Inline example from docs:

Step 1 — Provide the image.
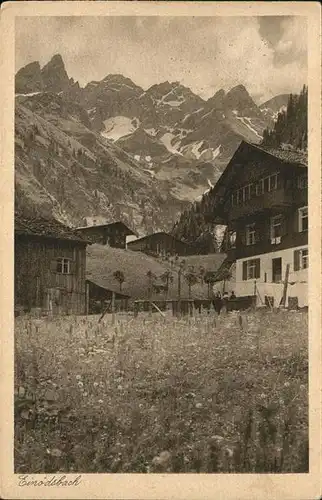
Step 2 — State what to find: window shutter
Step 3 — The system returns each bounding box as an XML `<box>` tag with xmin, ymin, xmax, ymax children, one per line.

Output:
<box><xmin>240</xmin><ymin>228</ymin><xmax>246</xmax><ymax>245</ymax></box>
<box><xmin>280</xmin><ymin>216</ymin><xmax>286</xmax><ymax>237</ymax></box>
<box><xmin>255</xmin><ymin>259</ymin><xmax>260</xmax><ymax>279</ymax></box>
<box><xmin>294</xmin><ymin>250</ymin><xmax>300</xmax><ymax>271</ymax></box>
<box><xmin>294</xmin><ymin>210</ymin><xmax>299</xmax><ymax>232</ymax></box>
<box><xmin>70</xmin><ymin>260</ymin><xmax>76</xmax><ymax>274</ymax></box>
<box><xmin>50</xmin><ymin>259</ymin><xmax>57</xmax><ymax>273</ymax></box>
<box><xmin>242</xmin><ymin>261</ymin><xmax>247</xmax><ymax>281</ymax></box>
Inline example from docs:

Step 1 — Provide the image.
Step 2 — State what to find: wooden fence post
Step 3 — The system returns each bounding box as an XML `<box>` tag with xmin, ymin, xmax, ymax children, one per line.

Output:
<box><xmin>36</xmin><ymin>277</ymin><xmax>40</xmax><ymax>308</ymax></box>
<box><xmin>111</xmin><ymin>291</ymin><xmax>116</xmax><ymax>325</ymax></box>
<box><xmin>85</xmin><ymin>282</ymin><xmax>90</xmax><ymax>315</ymax></box>
<box><xmin>280</xmin><ymin>263</ymin><xmax>290</xmax><ymax>308</ymax></box>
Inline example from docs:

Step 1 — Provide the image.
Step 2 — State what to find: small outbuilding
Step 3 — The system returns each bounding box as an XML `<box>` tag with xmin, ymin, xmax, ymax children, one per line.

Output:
<box><xmin>75</xmin><ymin>221</ymin><xmax>137</xmax><ymax>249</ymax></box>
<box><xmin>127</xmin><ymin>231</ymin><xmax>193</xmax><ymax>257</ymax></box>
<box><xmin>15</xmin><ymin>213</ymin><xmax>90</xmax><ymax>315</ymax></box>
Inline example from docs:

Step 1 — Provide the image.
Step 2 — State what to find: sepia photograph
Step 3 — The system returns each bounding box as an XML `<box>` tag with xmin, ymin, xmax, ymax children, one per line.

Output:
<box><xmin>0</xmin><ymin>1</ymin><xmax>321</xmax><ymax>499</ymax></box>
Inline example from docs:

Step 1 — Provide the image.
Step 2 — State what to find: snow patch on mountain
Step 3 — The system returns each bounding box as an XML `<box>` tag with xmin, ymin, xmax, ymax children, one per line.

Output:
<box><xmin>101</xmin><ymin>116</ymin><xmax>140</xmax><ymax>141</ymax></box>
<box><xmin>144</xmin><ymin>128</ymin><xmax>158</xmax><ymax>137</ymax></box>
<box><xmin>190</xmin><ymin>141</ymin><xmax>205</xmax><ymax>158</ymax></box>
<box><xmin>164</xmin><ymin>100</ymin><xmax>183</xmax><ymax>107</ymax></box>
<box><xmin>160</xmin><ymin>132</ymin><xmax>182</xmax><ymax>155</ymax></box>
<box><xmin>236</xmin><ymin>116</ymin><xmax>263</xmax><ymax>139</ymax></box>
<box><xmin>211</xmin><ymin>145</ymin><xmax>221</xmax><ymax>159</ymax></box>
<box><xmin>16</xmin><ymin>92</ymin><xmax>43</xmax><ymax>97</ymax></box>
<box><xmin>182</xmin><ymin>108</ymin><xmax>204</xmax><ymax>124</ymax></box>
<box><xmin>262</xmin><ymin>104</ymin><xmax>287</xmax><ymax>122</ymax></box>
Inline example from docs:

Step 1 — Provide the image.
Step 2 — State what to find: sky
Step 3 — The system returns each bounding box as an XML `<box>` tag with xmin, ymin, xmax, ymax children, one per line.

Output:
<box><xmin>15</xmin><ymin>16</ymin><xmax>307</xmax><ymax>104</ymax></box>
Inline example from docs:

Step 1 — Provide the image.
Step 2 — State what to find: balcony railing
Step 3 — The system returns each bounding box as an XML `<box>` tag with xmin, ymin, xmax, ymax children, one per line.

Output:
<box><xmin>227</xmin><ymin>188</ymin><xmax>306</xmax><ymax>222</ymax></box>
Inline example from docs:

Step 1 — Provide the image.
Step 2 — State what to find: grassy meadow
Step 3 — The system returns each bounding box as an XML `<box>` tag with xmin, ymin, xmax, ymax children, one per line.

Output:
<box><xmin>86</xmin><ymin>244</ymin><xmax>226</xmax><ymax>300</ymax></box>
<box><xmin>14</xmin><ymin>308</ymin><xmax>308</xmax><ymax>473</ymax></box>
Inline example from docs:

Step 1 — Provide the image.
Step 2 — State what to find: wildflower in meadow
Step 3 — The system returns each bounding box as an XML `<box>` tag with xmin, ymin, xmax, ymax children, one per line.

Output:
<box><xmin>93</xmin><ymin>382</ymin><xmax>99</xmax><ymax>388</ymax></box>
<box><xmin>78</xmin><ymin>381</ymin><xmax>84</xmax><ymax>388</ymax></box>
<box><xmin>211</xmin><ymin>435</ymin><xmax>224</xmax><ymax>443</ymax></box>
<box><xmin>195</xmin><ymin>402</ymin><xmax>203</xmax><ymax>409</ymax></box>
<box><xmin>76</xmin><ymin>375</ymin><xmax>82</xmax><ymax>380</ymax></box>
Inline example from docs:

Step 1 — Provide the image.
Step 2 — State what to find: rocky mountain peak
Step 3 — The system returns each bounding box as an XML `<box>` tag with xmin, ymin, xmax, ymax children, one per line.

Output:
<box><xmin>15</xmin><ymin>61</ymin><xmax>43</xmax><ymax>94</ymax></box>
<box><xmin>224</xmin><ymin>84</ymin><xmax>260</xmax><ymax>115</ymax></box>
<box><xmin>206</xmin><ymin>89</ymin><xmax>226</xmax><ymax>109</ymax></box>
<box><xmin>15</xmin><ymin>54</ymin><xmax>70</xmax><ymax>94</ymax></box>
<box><xmin>41</xmin><ymin>53</ymin><xmax>70</xmax><ymax>92</ymax></box>
<box><xmin>101</xmin><ymin>73</ymin><xmax>141</xmax><ymax>90</ymax></box>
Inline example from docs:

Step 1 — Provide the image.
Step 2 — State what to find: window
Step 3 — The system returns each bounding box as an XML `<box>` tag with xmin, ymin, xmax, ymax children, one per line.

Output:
<box><xmin>242</xmin><ymin>258</ymin><xmax>260</xmax><ymax>280</ymax></box>
<box><xmin>297</xmin><ymin>175</ymin><xmax>308</xmax><ymax>189</ymax></box>
<box><xmin>56</xmin><ymin>258</ymin><xmax>70</xmax><ymax>274</ymax></box>
<box><xmin>246</xmin><ymin>223</ymin><xmax>256</xmax><ymax>245</ymax></box>
<box><xmin>298</xmin><ymin>206</ymin><xmax>308</xmax><ymax>232</ymax></box>
<box><xmin>232</xmin><ymin>172</ymin><xmax>279</xmax><ymax>204</ymax></box>
<box><xmin>294</xmin><ymin>248</ymin><xmax>308</xmax><ymax>271</ymax></box>
<box><xmin>255</xmin><ymin>173</ymin><xmax>279</xmax><ymax>195</ymax></box>
<box><xmin>264</xmin><ymin>176</ymin><xmax>270</xmax><ymax>192</ymax></box>
<box><xmin>229</xmin><ymin>230</ymin><xmax>236</xmax><ymax>248</ymax></box>
<box><xmin>269</xmin><ymin>173</ymin><xmax>278</xmax><ymax>191</ymax></box>
<box><xmin>270</xmin><ymin>215</ymin><xmax>283</xmax><ymax>244</ymax></box>
<box><xmin>240</xmin><ymin>185</ymin><xmax>251</xmax><ymax>203</ymax></box>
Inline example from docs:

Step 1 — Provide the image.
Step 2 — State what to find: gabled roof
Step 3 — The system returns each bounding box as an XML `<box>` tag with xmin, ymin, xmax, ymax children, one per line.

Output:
<box><xmin>86</xmin><ymin>278</ymin><xmax>130</xmax><ymax>299</ymax></box>
<box><xmin>250</xmin><ymin>143</ymin><xmax>308</xmax><ymax>167</ymax></box>
<box><xmin>209</xmin><ymin>140</ymin><xmax>307</xmax><ymax>206</ymax></box>
<box><xmin>76</xmin><ymin>221</ymin><xmax>138</xmax><ymax>236</ymax></box>
<box><xmin>127</xmin><ymin>231</ymin><xmax>191</xmax><ymax>246</ymax></box>
<box><xmin>15</xmin><ymin>213</ymin><xmax>90</xmax><ymax>244</ymax></box>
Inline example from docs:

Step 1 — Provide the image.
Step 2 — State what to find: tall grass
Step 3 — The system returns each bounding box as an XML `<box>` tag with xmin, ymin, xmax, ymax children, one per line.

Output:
<box><xmin>14</xmin><ymin>309</ymin><xmax>308</xmax><ymax>473</ymax></box>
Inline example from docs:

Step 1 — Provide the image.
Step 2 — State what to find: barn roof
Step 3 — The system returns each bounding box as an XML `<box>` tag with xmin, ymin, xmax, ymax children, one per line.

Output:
<box><xmin>250</xmin><ymin>143</ymin><xmax>308</xmax><ymax>167</ymax></box>
<box><xmin>207</xmin><ymin>140</ymin><xmax>307</xmax><ymax>216</ymax></box>
<box><xmin>127</xmin><ymin>231</ymin><xmax>191</xmax><ymax>247</ymax></box>
<box><xmin>76</xmin><ymin>221</ymin><xmax>138</xmax><ymax>236</ymax></box>
<box><xmin>15</xmin><ymin>213</ymin><xmax>90</xmax><ymax>244</ymax></box>
<box><xmin>86</xmin><ymin>278</ymin><xmax>130</xmax><ymax>299</ymax></box>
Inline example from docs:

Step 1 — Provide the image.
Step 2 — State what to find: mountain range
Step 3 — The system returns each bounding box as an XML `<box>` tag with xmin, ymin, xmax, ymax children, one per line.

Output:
<box><xmin>15</xmin><ymin>54</ymin><xmax>290</xmax><ymax>234</ymax></box>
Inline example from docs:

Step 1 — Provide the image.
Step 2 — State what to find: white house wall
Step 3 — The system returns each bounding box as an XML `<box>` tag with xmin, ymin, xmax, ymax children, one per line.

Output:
<box><xmin>235</xmin><ymin>245</ymin><xmax>308</xmax><ymax>307</ymax></box>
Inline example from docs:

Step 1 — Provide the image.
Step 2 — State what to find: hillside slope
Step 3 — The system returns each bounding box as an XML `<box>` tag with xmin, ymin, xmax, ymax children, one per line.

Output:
<box><xmin>15</xmin><ymin>98</ymin><xmax>188</xmax><ymax>233</ymax></box>
<box><xmin>86</xmin><ymin>245</ymin><xmax>219</xmax><ymax>300</ymax></box>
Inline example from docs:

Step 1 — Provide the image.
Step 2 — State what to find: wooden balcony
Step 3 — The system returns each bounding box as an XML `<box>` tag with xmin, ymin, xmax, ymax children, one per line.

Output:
<box><xmin>227</xmin><ymin>188</ymin><xmax>303</xmax><ymax>222</ymax></box>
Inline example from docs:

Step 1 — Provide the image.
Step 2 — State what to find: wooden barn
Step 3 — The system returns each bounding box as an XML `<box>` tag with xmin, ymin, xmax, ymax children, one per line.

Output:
<box><xmin>15</xmin><ymin>213</ymin><xmax>90</xmax><ymax>316</ymax></box>
<box><xmin>86</xmin><ymin>278</ymin><xmax>130</xmax><ymax>314</ymax></box>
<box><xmin>127</xmin><ymin>232</ymin><xmax>193</xmax><ymax>257</ymax></box>
<box><xmin>75</xmin><ymin>221</ymin><xmax>137</xmax><ymax>249</ymax></box>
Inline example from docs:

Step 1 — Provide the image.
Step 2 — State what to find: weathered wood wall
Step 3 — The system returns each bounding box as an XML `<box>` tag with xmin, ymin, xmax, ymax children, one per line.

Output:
<box><xmin>128</xmin><ymin>233</ymin><xmax>191</xmax><ymax>256</ymax></box>
<box><xmin>15</xmin><ymin>235</ymin><xmax>86</xmax><ymax>315</ymax></box>
<box><xmin>77</xmin><ymin>226</ymin><xmax>127</xmax><ymax>248</ymax></box>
